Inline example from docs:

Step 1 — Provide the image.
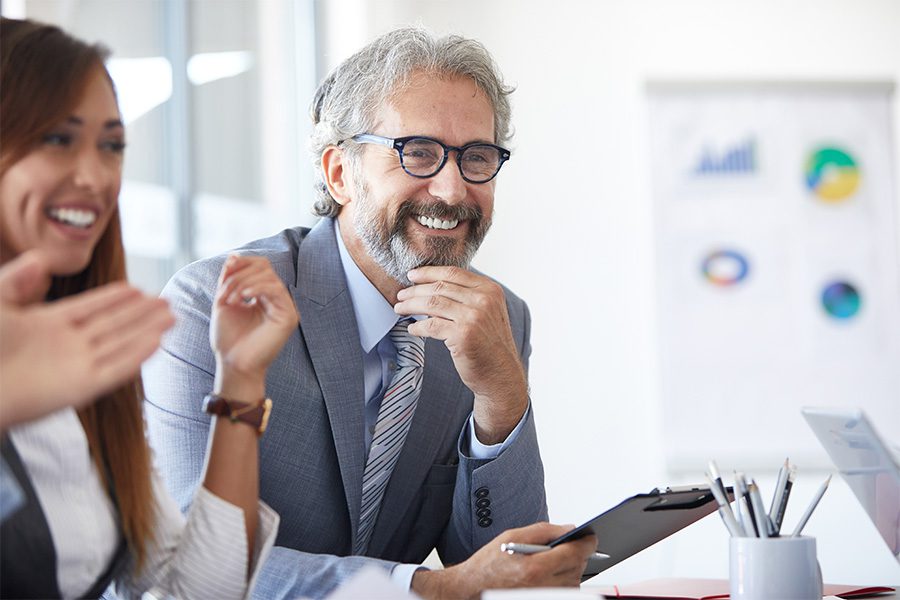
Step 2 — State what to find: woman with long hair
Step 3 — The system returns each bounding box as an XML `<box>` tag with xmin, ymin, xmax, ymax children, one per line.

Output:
<box><xmin>0</xmin><ymin>18</ymin><xmax>295</xmax><ymax>599</ymax></box>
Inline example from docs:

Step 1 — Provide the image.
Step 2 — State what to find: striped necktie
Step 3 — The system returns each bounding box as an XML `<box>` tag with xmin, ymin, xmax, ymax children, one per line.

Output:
<box><xmin>354</xmin><ymin>318</ymin><xmax>425</xmax><ymax>554</ymax></box>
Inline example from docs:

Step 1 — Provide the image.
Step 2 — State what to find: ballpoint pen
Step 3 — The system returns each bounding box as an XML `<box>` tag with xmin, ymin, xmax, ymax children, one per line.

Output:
<box><xmin>768</xmin><ymin>458</ymin><xmax>790</xmax><ymax>524</ymax></box>
<box><xmin>791</xmin><ymin>474</ymin><xmax>831</xmax><ymax>537</ymax></box>
<box><xmin>773</xmin><ymin>466</ymin><xmax>796</xmax><ymax>534</ymax></box>
<box><xmin>748</xmin><ymin>481</ymin><xmax>772</xmax><ymax>538</ymax></box>
<box><xmin>732</xmin><ymin>471</ymin><xmax>746</xmax><ymax>535</ymax></box>
<box><xmin>500</xmin><ymin>543</ymin><xmax>610</xmax><ymax>561</ymax></box>
<box><xmin>735</xmin><ymin>472</ymin><xmax>758</xmax><ymax>537</ymax></box>
<box><xmin>705</xmin><ymin>473</ymin><xmax>743</xmax><ymax>537</ymax></box>
<box><xmin>708</xmin><ymin>460</ymin><xmax>728</xmax><ymax>501</ymax></box>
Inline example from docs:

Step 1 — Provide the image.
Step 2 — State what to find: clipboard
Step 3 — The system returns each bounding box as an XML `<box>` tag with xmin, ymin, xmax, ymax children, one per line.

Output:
<box><xmin>548</xmin><ymin>485</ymin><xmax>733</xmax><ymax>580</ymax></box>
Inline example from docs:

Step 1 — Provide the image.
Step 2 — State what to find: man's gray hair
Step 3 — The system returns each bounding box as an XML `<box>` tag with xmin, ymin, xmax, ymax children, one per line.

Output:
<box><xmin>309</xmin><ymin>26</ymin><xmax>514</xmax><ymax>217</ymax></box>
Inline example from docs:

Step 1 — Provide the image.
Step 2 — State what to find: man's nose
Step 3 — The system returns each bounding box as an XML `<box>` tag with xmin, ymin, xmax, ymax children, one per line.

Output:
<box><xmin>426</xmin><ymin>154</ymin><xmax>468</xmax><ymax>205</ymax></box>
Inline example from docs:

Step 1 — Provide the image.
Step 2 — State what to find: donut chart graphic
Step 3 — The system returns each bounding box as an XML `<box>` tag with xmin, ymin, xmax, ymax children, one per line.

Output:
<box><xmin>821</xmin><ymin>281</ymin><xmax>861</xmax><ymax>319</ymax></box>
<box><xmin>702</xmin><ymin>250</ymin><xmax>749</xmax><ymax>286</ymax></box>
<box><xmin>805</xmin><ymin>147</ymin><xmax>860</xmax><ymax>202</ymax></box>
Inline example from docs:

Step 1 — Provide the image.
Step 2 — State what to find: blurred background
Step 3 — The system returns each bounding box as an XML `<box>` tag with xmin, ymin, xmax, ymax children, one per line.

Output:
<box><xmin>3</xmin><ymin>0</ymin><xmax>898</xmax><ymax>587</ymax></box>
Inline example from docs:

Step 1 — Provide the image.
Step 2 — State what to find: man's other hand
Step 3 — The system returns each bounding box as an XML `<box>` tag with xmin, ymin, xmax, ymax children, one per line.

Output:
<box><xmin>411</xmin><ymin>522</ymin><xmax>596</xmax><ymax>600</ymax></box>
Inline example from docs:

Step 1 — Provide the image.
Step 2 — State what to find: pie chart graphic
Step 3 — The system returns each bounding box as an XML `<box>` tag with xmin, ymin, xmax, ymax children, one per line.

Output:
<box><xmin>701</xmin><ymin>250</ymin><xmax>749</xmax><ymax>287</ymax></box>
<box><xmin>821</xmin><ymin>281</ymin><xmax>861</xmax><ymax>319</ymax></box>
<box><xmin>805</xmin><ymin>147</ymin><xmax>860</xmax><ymax>202</ymax></box>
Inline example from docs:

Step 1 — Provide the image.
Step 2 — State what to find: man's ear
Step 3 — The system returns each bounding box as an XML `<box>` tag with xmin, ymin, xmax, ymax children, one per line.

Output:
<box><xmin>322</xmin><ymin>146</ymin><xmax>353</xmax><ymax>206</ymax></box>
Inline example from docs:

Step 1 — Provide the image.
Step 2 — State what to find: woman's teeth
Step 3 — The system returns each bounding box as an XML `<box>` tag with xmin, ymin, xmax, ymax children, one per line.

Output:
<box><xmin>415</xmin><ymin>215</ymin><xmax>459</xmax><ymax>230</ymax></box>
<box><xmin>48</xmin><ymin>207</ymin><xmax>97</xmax><ymax>229</ymax></box>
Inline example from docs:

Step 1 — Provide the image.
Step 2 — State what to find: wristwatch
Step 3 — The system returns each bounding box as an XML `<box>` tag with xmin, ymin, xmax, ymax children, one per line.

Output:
<box><xmin>203</xmin><ymin>394</ymin><xmax>272</xmax><ymax>435</ymax></box>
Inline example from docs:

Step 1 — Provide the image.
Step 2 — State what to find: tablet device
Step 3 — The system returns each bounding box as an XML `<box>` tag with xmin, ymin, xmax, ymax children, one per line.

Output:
<box><xmin>801</xmin><ymin>407</ymin><xmax>900</xmax><ymax>562</ymax></box>
<box><xmin>548</xmin><ymin>485</ymin><xmax>732</xmax><ymax>579</ymax></box>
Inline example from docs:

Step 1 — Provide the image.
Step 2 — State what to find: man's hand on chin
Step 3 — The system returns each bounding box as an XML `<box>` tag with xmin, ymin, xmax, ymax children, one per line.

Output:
<box><xmin>394</xmin><ymin>266</ymin><xmax>528</xmax><ymax>445</ymax></box>
<box><xmin>410</xmin><ymin>522</ymin><xmax>596</xmax><ymax>600</ymax></box>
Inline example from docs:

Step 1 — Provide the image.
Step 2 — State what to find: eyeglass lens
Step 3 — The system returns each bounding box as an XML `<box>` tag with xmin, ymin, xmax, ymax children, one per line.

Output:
<box><xmin>401</xmin><ymin>138</ymin><xmax>502</xmax><ymax>182</ymax></box>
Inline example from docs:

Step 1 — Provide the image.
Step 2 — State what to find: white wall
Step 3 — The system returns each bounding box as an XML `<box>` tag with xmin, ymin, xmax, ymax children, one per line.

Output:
<box><xmin>320</xmin><ymin>0</ymin><xmax>900</xmax><ymax>585</ymax></box>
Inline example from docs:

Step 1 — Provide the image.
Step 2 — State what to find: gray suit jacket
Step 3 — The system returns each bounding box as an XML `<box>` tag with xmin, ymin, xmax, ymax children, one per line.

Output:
<box><xmin>143</xmin><ymin>218</ymin><xmax>547</xmax><ymax>599</ymax></box>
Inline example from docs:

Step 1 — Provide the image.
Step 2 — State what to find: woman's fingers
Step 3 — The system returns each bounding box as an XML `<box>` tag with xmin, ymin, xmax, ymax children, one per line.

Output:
<box><xmin>92</xmin><ymin>298</ymin><xmax>173</xmax><ymax>362</ymax></box>
<box><xmin>48</xmin><ymin>281</ymin><xmax>137</xmax><ymax>324</ymax></box>
<box><xmin>76</xmin><ymin>292</ymin><xmax>165</xmax><ymax>342</ymax></box>
<box><xmin>93</xmin><ymin>305</ymin><xmax>174</xmax><ymax>393</ymax></box>
<box><xmin>223</xmin><ymin>271</ymin><xmax>278</xmax><ymax>305</ymax></box>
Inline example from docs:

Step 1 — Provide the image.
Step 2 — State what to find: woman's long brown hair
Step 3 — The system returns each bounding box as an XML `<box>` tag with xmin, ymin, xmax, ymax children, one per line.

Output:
<box><xmin>1</xmin><ymin>17</ymin><xmax>156</xmax><ymax>570</ymax></box>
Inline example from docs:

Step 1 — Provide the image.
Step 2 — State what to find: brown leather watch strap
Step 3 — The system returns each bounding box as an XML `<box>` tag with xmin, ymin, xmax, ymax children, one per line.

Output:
<box><xmin>203</xmin><ymin>394</ymin><xmax>272</xmax><ymax>435</ymax></box>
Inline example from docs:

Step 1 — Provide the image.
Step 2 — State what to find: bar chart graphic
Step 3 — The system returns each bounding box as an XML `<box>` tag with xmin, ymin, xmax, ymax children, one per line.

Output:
<box><xmin>692</xmin><ymin>138</ymin><xmax>756</xmax><ymax>175</ymax></box>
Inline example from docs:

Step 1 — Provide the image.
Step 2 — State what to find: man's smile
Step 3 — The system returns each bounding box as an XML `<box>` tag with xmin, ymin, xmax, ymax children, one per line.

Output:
<box><xmin>414</xmin><ymin>215</ymin><xmax>460</xmax><ymax>230</ymax></box>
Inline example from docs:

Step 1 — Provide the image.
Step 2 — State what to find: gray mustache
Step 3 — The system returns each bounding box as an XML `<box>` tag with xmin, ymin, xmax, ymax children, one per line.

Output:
<box><xmin>397</xmin><ymin>200</ymin><xmax>483</xmax><ymax>223</ymax></box>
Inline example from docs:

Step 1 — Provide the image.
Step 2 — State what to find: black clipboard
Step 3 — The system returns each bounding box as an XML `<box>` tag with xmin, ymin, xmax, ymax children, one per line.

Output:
<box><xmin>548</xmin><ymin>485</ymin><xmax>733</xmax><ymax>580</ymax></box>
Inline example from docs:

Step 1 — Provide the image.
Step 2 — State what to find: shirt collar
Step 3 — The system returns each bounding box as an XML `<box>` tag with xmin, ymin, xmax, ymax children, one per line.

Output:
<box><xmin>334</xmin><ymin>219</ymin><xmax>399</xmax><ymax>354</ymax></box>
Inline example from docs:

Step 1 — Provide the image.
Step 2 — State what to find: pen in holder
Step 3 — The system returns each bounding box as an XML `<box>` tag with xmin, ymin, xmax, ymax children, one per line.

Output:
<box><xmin>705</xmin><ymin>458</ymin><xmax>831</xmax><ymax>600</ymax></box>
<box><xmin>729</xmin><ymin>535</ymin><xmax>823</xmax><ymax>600</ymax></box>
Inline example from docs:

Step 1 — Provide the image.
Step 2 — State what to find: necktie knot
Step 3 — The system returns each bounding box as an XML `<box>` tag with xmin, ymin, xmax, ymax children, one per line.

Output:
<box><xmin>390</xmin><ymin>318</ymin><xmax>424</xmax><ymax>369</ymax></box>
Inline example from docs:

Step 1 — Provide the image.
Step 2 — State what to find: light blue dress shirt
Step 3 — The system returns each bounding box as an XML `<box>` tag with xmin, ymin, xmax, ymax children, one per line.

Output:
<box><xmin>0</xmin><ymin>456</ymin><xmax>24</xmax><ymax>523</ymax></box>
<box><xmin>333</xmin><ymin>220</ymin><xmax>528</xmax><ymax>587</ymax></box>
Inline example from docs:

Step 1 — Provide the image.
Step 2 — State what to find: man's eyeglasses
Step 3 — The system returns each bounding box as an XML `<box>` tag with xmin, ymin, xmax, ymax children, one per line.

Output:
<box><xmin>348</xmin><ymin>134</ymin><xmax>511</xmax><ymax>184</ymax></box>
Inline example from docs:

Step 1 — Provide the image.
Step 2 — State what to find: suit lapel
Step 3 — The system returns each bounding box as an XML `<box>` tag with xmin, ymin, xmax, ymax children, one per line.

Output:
<box><xmin>367</xmin><ymin>337</ymin><xmax>469</xmax><ymax>556</ymax></box>
<box><xmin>294</xmin><ymin>219</ymin><xmax>367</xmax><ymax>539</ymax></box>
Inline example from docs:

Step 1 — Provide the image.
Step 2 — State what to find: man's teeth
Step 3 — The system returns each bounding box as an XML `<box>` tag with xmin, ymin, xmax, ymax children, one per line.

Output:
<box><xmin>415</xmin><ymin>215</ymin><xmax>459</xmax><ymax>230</ymax></box>
<box><xmin>48</xmin><ymin>208</ymin><xmax>97</xmax><ymax>228</ymax></box>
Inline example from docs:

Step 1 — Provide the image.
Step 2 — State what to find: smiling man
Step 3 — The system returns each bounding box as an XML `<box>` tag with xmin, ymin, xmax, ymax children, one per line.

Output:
<box><xmin>144</xmin><ymin>27</ymin><xmax>595</xmax><ymax>599</ymax></box>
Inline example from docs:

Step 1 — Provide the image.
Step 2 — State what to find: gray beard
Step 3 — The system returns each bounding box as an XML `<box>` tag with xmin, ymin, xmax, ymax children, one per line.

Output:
<box><xmin>352</xmin><ymin>180</ymin><xmax>491</xmax><ymax>287</ymax></box>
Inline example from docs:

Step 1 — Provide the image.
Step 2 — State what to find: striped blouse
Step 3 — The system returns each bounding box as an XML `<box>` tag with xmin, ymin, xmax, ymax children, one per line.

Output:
<box><xmin>9</xmin><ymin>407</ymin><xmax>279</xmax><ymax>599</ymax></box>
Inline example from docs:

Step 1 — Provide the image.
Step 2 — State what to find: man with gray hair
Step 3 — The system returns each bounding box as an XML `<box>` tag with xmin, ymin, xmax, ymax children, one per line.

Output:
<box><xmin>144</xmin><ymin>26</ymin><xmax>595</xmax><ymax>599</ymax></box>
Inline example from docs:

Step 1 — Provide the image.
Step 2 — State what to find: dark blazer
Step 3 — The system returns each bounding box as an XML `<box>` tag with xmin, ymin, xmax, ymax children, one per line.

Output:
<box><xmin>143</xmin><ymin>218</ymin><xmax>547</xmax><ymax>599</ymax></box>
<box><xmin>0</xmin><ymin>438</ymin><xmax>128</xmax><ymax>599</ymax></box>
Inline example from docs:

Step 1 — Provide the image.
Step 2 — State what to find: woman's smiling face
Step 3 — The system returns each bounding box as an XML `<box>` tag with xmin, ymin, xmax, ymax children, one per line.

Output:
<box><xmin>0</xmin><ymin>66</ymin><xmax>124</xmax><ymax>274</ymax></box>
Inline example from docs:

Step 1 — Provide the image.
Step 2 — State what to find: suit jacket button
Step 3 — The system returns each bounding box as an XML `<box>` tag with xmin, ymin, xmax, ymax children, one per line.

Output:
<box><xmin>477</xmin><ymin>507</ymin><xmax>492</xmax><ymax>519</ymax></box>
<box><xmin>474</xmin><ymin>487</ymin><xmax>489</xmax><ymax>499</ymax></box>
<box><xmin>475</xmin><ymin>497</ymin><xmax>491</xmax><ymax>509</ymax></box>
<box><xmin>478</xmin><ymin>517</ymin><xmax>493</xmax><ymax>528</ymax></box>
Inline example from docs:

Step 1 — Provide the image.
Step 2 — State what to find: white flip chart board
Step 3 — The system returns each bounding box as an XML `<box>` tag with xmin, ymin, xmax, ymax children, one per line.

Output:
<box><xmin>647</xmin><ymin>82</ymin><xmax>900</xmax><ymax>472</ymax></box>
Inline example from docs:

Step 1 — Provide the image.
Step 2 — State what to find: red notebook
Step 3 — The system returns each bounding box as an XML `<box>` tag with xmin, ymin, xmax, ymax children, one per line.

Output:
<box><xmin>591</xmin><ymin>577</ymin><xmax>895</xmax><ymax>599</ymax></box>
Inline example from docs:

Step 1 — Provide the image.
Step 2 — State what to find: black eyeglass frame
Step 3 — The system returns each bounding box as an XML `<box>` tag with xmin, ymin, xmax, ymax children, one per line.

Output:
<box><xmin>349</xmin><ymin>133</ymin><xmax>511</xmax><ymax>184</ymax></box>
